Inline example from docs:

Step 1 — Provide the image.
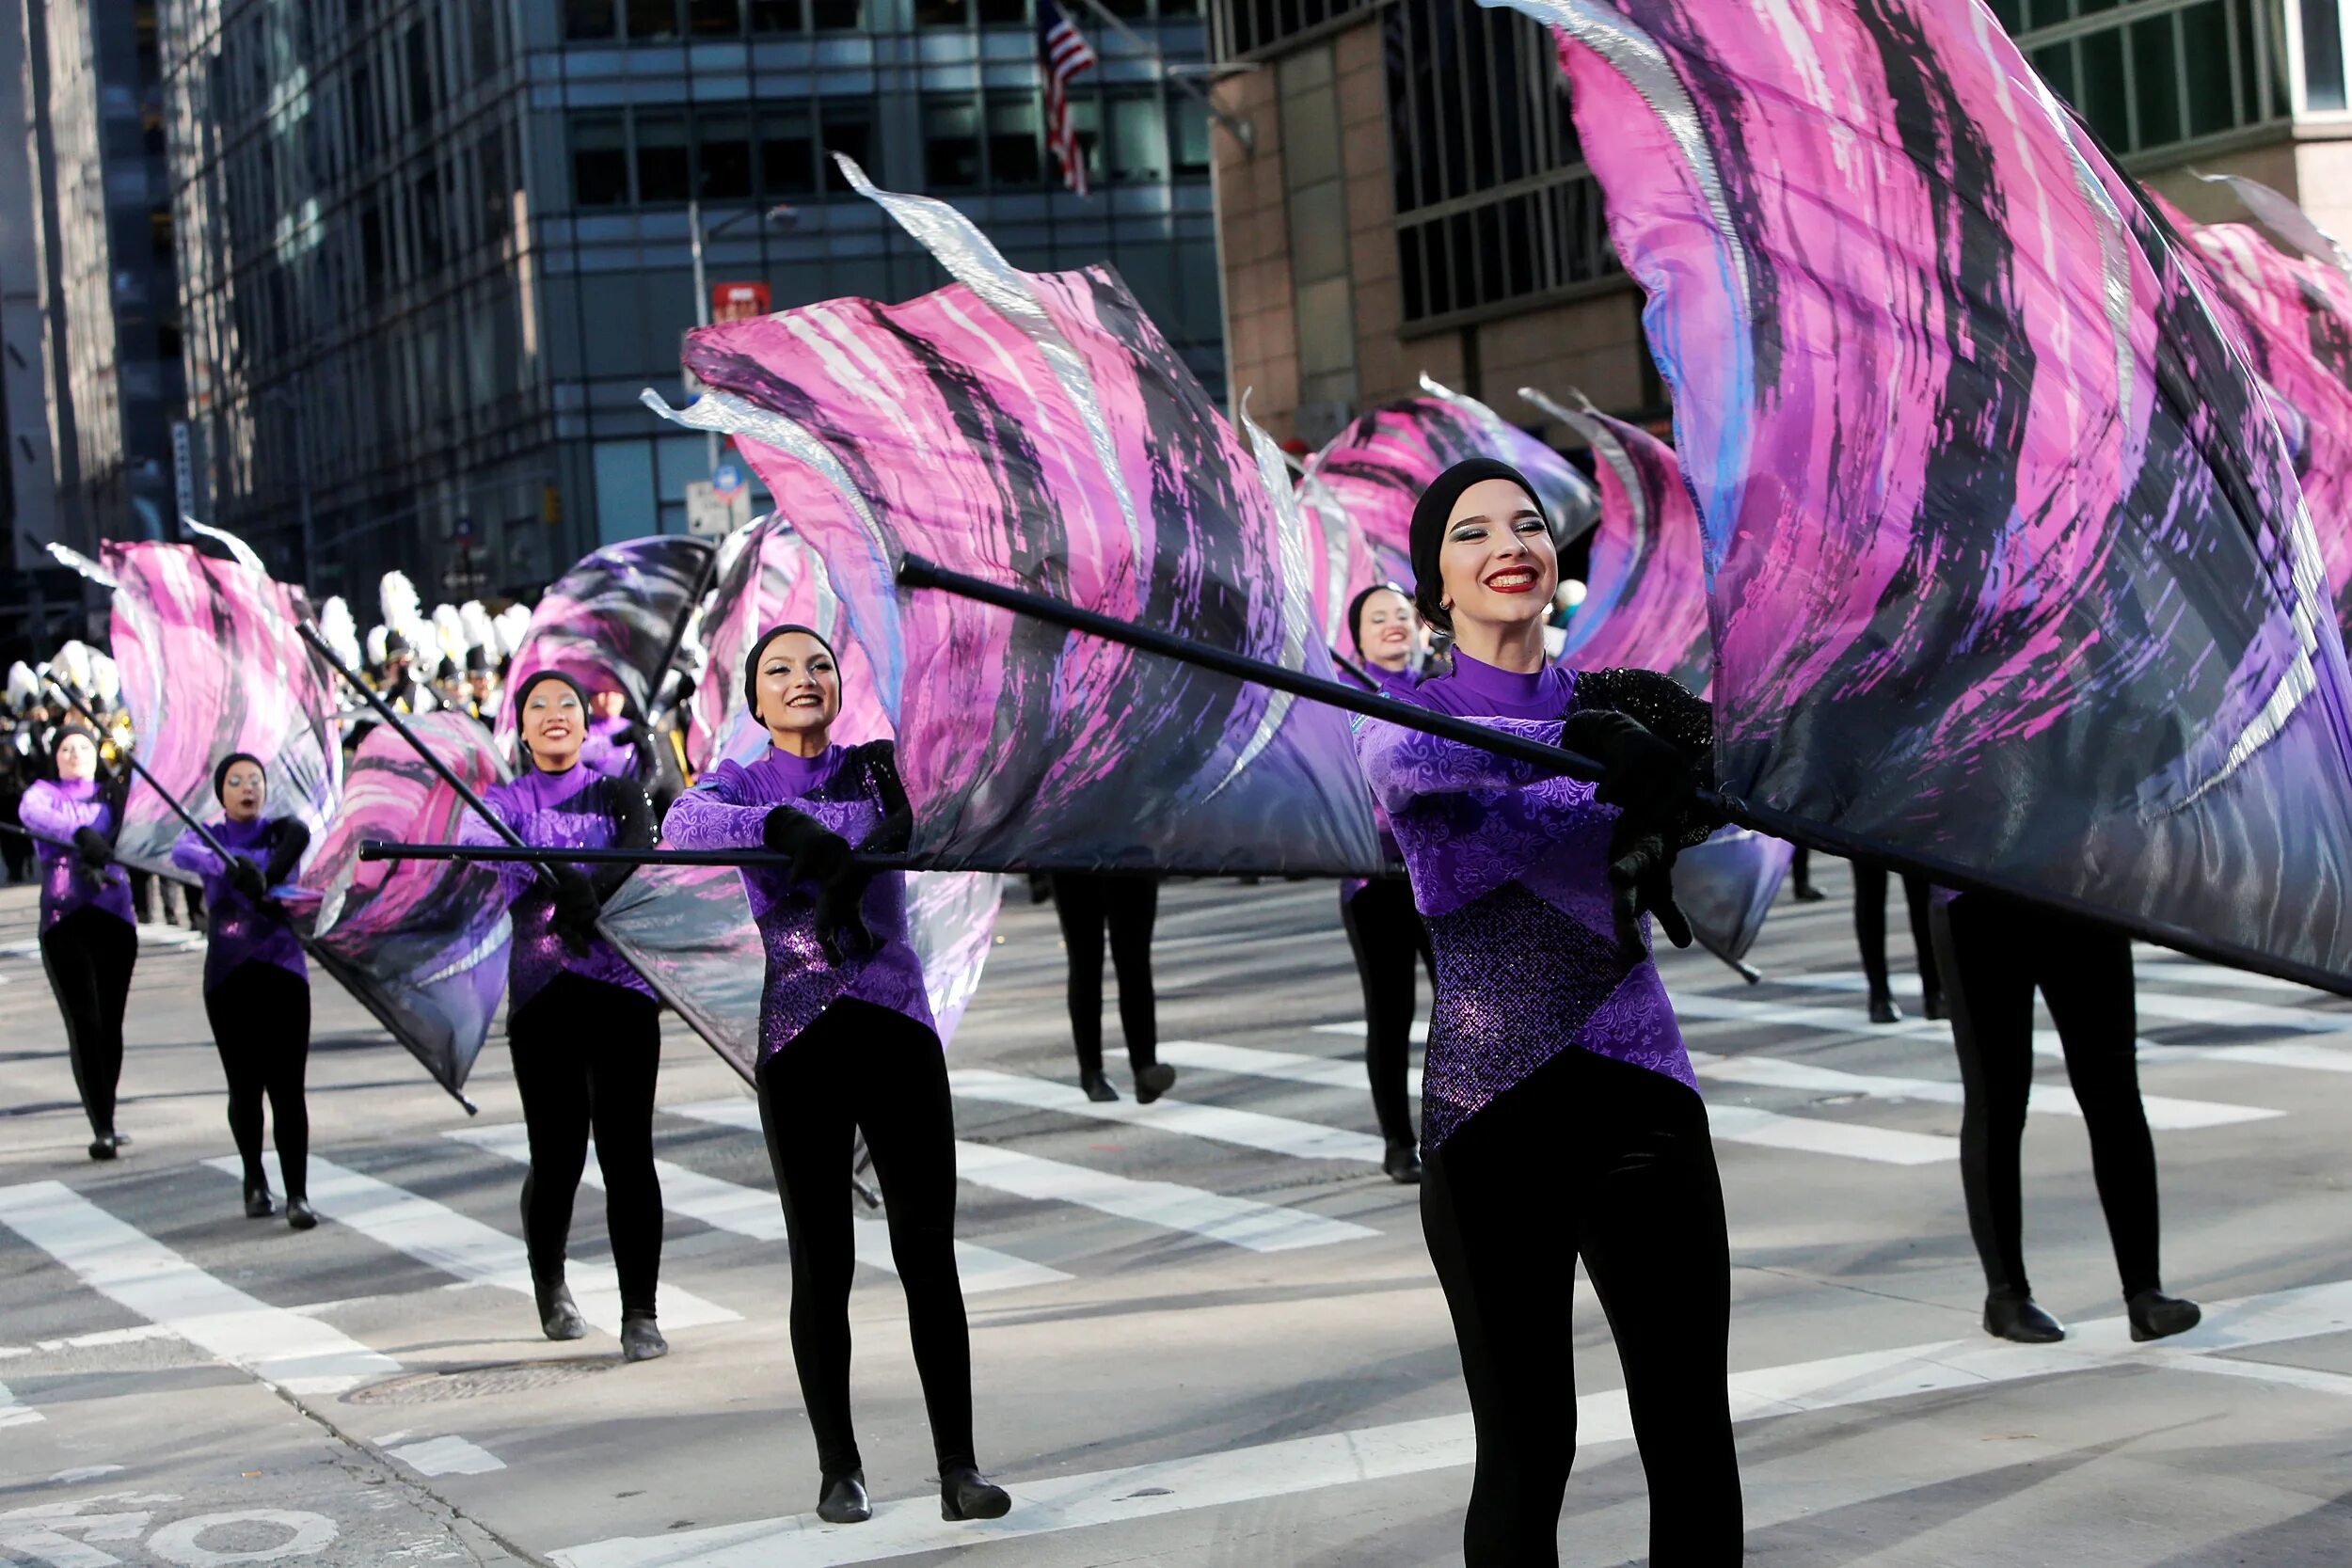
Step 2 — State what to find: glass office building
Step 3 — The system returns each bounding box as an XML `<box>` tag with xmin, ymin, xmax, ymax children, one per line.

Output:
<box><xmin>157</xmin><ymin>0</ymin><xmax>1220</xmax><ymax>602</ymax></box>
<box><xmin>1210</xmin><ymin>0</ymin><xmax>2352</xmax><ymax>450</ymax></box>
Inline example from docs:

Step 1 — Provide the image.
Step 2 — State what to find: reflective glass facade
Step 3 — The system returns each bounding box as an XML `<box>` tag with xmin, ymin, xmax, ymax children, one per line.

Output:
<box><xmin>160</xmin><ymin>0</ymin><xmax>1219</xmax><ymax>599</ymax></box>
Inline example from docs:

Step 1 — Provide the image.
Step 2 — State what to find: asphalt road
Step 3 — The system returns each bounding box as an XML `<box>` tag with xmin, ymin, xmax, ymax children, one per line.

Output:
<box><xmin>1</xmin><ymin>863</ymin><xmax>2347</xmax><ymax>1567</ymax></box>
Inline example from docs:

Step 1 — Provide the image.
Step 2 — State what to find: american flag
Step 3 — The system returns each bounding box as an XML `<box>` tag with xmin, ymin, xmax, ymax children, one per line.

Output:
<box><xmin>1038</xmin><ymin>0</ymin><xmax>1098</xmax><ymax>197</ymax></box>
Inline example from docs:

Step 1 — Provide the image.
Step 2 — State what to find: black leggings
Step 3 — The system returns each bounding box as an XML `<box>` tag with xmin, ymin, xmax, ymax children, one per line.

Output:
<box><xmin>508</xmin><ymin>974</ymin><xmax>665</xmax><ymax>1319</ymax></box>
<box><xmin>40</xmin><ymin>908</ymin><xmax>137</xmax><ymax>1138</ymax></box>
<box><xmin>203</xmin><ymin>962</ymin><xmax>311</xmax><ymax>1200</ymax></box>
<box><xmin>1931</xmin><ymin>895</ymin><xmax>2160</xmax><ymax>1299</ymax></box>
<box><xmin>1422</xmin><ymin>1046</ymin><xmax>1740</xmax><ymax>1567</ymax></box>
<box><xmin>1855</xmin><ymin>862</ymin><xmax>1942</xmax><ymax>1003</ymax></box>
<box><xmin>756</xmin><ymin>998</ymin><xmax>976</xmax><ymax>1479</ymax></box>
<box><xmin>1052</xmin><ymin>872</ymin><xmax>1159</xmax><ymax>1077</ymax></box>
<box><xmin>1342</xmin><ymin>879</ymin><xmax>1430</xmax><ymax>1148</ymax></box>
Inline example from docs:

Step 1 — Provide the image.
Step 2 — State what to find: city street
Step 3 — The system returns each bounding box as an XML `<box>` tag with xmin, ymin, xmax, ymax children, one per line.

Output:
<box><xmin>2</xmin><ymin>863</ymin><xmax>2348</xmax><ymax>1567</ymax></box>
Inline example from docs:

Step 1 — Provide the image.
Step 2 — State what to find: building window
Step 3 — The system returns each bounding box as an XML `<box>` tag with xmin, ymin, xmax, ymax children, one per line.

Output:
<box><xmin>699</xmin><ymin>112</ymin><xmax>755</xmax><ymax>199</ymax></box>
<box><xmin>636</xmin><ymin>113</ymin><xmax>692</xmax><ymax>203</ymax></box>
<box><xmin>927</xmin><ymin>100</ymin><xmax>984</xmax><ymax>189</ymax></box>
<box><xmin>628</xmin><ymin>0</ymin><xmax>681</xmax><ymax>39</ymax></box>
<box><xmin>749</xmin><ymin>0</ymin><xmax>803</xmax><ymax>30</ymax></box>
<box><xmin>2010</xmin><ymin>0</ymin><xmax>2300</xmax><ymax>158</ymax></box>
<box><xmin>691</xmin><ymin>0</ymin><xmax>743</xmax><ymax>34</ymax></box>
<box><xmin>2307</xmin><ymin>0</ymin><xmax>2348</xmax><ymax>110</ymax></box>
<box><xmin>567</xmin><ymin>0</ymin><xmax>617</xmax><ymax>30</ymax></box>
<box><xmin>812</xmin><ymin>0</ymin><xmax>863</xmax><ymax>26</ymax></box>
<box><xmin>1213</xmin><ymin>0</ymin><xmax>1375</xmax><ymax>61</ymax></box>
<box><xmin>822</xmin><ymin>104</ymin><xmax>876</xmax><ymax>190</ymax></box>
<box><xmin>1171</xmin><ymin>96</ymin><xmax>1209</xmax><ymax>176</ymax></box>
<box><xmin>916</xmin><ymin>0</ymin><xmax>968</xmax><ymax>24</ymax></box>
<box><xmin>989</xmin><ymin>97</ymin><xmax>1042</xmax><ymax>186</ymax></box>
<box><xmin>761</xmin><ymin>107</ymin><xmax>817</xmax><ymax>193</ymax></box>
<box><xmin>572</xmin><ymin>114</ymin><xmax>629</xmax><ymax>206</ymax></box>
<box><xmin>1108</xmin><ymin>92</ymin><xmax>1168</xmax><ymax>182</ymax></box>
<box><xmin>977</xmin><ymin>0</ymin><xmax>1026</xmax><ymax>23</ymax></box>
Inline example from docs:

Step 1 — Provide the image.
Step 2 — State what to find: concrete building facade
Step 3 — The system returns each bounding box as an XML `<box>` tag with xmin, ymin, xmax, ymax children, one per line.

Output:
<box><xmin>157</xmin><ymin>0</ymin><xmax>1220</xmax><ymax>604</ymax></box>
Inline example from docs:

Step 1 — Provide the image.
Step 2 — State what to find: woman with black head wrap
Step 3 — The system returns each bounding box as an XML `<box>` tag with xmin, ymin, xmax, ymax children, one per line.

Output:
<box><xmin>458</xmin><ymin>669</ymin><xmax>669</xmax><ymax>1363</ymax></box>
<box><xmin>1338</xmin><ymin>581</ymin><xmax>1433</xmax><ymax>1181</ymax></box>
<box><xmin>664</xmin><ymin>623</ymin><xmax>1010</xmax><ymax>1529</ymax></box>
<box><xmin>20</xmin><ymin>720</ymin><xmax>137</xmax><ymax>1160</ymax></box>
<box><xmin>172</xmin><ymin>753</ymin><xmax>316</xmax><ymax>1227</ymax></box>
<box><xmin>1355</xmin><ymin>458</ymin><xmax>1741</xmax><ymax>1564</ymax></box>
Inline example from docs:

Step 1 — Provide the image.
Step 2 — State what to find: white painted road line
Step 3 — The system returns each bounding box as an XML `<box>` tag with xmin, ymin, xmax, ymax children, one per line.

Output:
<box><xmin>464</xmin><ymin>1118</ymin><xmax>1070</xmax><ymax>1295</ymax></box>
<box><xmin>388</xmin><ymin>1434</ymin><xmax>508</xmax><ymax>1477</ymax></box>
<box><xmin>669</xmin><ymin>1100</ymin><xmax>1372</xmax><ymax>1257</ymax></box>
<box><xmin>949</xmin><ymin>1068</ymin><xmax>1388</xmax><ymax>1164</ymax></box>
<box><xmin>0</xmin><ymin>1379</ymin><xmax>40</xmax><ymax>1428</ymax></box>
<box><xmin>1663</xmin><ymin>989</ymin><xmax>2352</xmax><ymax>1075</ymax></box>
<box><xmin>0</xmin><ymin>1179</ymin><xmax>400</xmax><ymax>1395</ymax></box>
<box><xmin>552</xmin><ymin>1278</ymin><xmax>2352</xmax><ymax>1568</ymax></box>
<box><xmin>952</xmin><ymin>1140</ymin><xmax>1378</xmax><ymax>1254</ymax></box>
<box><xmin>1275</xmin><ymin>1032</ymin><xmax>1953</xmax><ymax>1164</ymax></box>
<box><xmin>1783</xmin><ymin>970</ymin><xmax>2352</xmax><ymax>1037</ymax></box>
<box><xmin>210</xmin><ymin>1154</ymin><xmax>740</xmax><ymax>1335</ymax></box>
<box><xmin>1162</xmin><ymin>1038</ymin><xmax>1409</xmax><ymax>1097</ymax></box>
<box><xmin>1682</xmin><ymin>1051</ymin><xmax>2280</xmax><ymax>1132</ymax></box>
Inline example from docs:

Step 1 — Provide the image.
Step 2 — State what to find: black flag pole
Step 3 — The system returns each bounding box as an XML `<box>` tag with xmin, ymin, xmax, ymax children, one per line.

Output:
<box><xmin>47</xmin><ymin>677</ymin><xmax>480</xmax><ymax>1113</ymax></box>
<box><xmin>891</xmin><ymin>552</ymin><xmax>2352</xmax><ymax>1001</ymax></box>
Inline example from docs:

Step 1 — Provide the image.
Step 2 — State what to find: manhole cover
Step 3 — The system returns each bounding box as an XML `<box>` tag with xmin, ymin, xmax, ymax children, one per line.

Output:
<box><xmin>346</xmin><ymin>1358</ymin><xmax>612</xmax><ymax>1404</ymax></box>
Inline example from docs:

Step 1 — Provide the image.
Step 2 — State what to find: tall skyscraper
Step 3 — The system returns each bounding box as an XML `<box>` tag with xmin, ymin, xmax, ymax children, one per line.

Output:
<box><xmin>157</xmin><ymin>0</ymin><xmax>1221</xmax><ymax>606</ymax></box>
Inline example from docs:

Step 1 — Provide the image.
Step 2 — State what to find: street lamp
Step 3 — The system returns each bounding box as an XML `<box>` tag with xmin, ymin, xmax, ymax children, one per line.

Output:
<box><xmin>685</xmin><ymin>200</ymin><xmax>795</xmax><ymax>470</ymax></box>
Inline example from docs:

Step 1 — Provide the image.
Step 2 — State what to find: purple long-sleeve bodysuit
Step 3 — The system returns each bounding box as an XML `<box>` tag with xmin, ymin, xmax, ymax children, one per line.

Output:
<box><xmin>661</xmin><ymin>742</ymin><xmax>932</xmax><ymax>1060</ymax></box>
<box><xmin>171</xmin><ymin>817</ymin><xmax>308</xmax><ymax>991</ymax></box>
<box><xmin>1343</xmin><ymin>661</ymin><xmax>1421</xmax><ymax>906</ymax></box>
<box><xmin>19</xmin><ymin>779</ymin><xmax>135</xmax><ymax>932</ymax></box>
<box><xmin>457</xmin><ymin>764</ymin><xmax>654</xmax><ymax>1012</ymax></box>
<box><xmin>1355</xmin><ymin>650</ymin><xmax>1705</xmax><ymax>1150</ymax></box>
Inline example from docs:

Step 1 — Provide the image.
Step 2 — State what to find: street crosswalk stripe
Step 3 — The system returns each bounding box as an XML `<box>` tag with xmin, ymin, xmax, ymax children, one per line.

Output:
<box><xmin>1168</xmin><ymin>1037</ymin><xmax>1955</xmax><ymax>1164</ymax></box>
<box><xmin>205</xmin><ymin>1154</ymin><xmax>740</xmax><ymax>1335</ymax></box>
<box><xmin>1781</xmin><ymin>970</ymin><xmax>2352</xmax><ymax>1037</ymax></box>
<box><xmin>949</xmin><ymin>1068</ymin><xmax>1387</xmax><ymax>1164</ymax></box>
<box><xmin>1681</xmin><ymin>1051</ymin><xmax>2280</xmax><ymax>1130</ymax></box>
<box><xmin>0</xmin><ymin>1179</ymin><xmax>400</xmax><ymax>1394</ymax></box>
<box><xmin>0</xmin><ymin>1379</ymin><xmax>40</xmax><ymax>1428</ymax></box>
<box><xmin>669</xmin><ymin>1101</ymin><xmax>1375</xmax><ymax>1256</ymax></box>
<box><xmin>453</xmin><ymin>1122</ymin><xmax>1070</xmax><ymax>1294</ymax></box>
<box><xmin>2128</xmin><ymin>957</ymin><xmax>2335</xmax><ymax>998</ymax></box>
<box><xmin>388</xmin><ymin>1434</ymin><xmax>507</xmax><ymax>1477</ymax></box>
<box><xmin>552</xmin><ymin>1277</ymin><xmax>2352</xmax><ymax>1568</ymax></box>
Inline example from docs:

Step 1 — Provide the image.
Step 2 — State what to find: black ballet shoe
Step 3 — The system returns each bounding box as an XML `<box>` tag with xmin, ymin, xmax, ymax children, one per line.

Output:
<box><xmin>1867</xmin><ymin>992</ymin><xmax>1903</xmax><ymax>1025</ymax></box>
<box><xmin>817</xmin><ymin>1470</ymin><xmax>871</xmax><ymax>1525</ymax></box>
<box><xmin>939</xmin><ymin>1465</ymin><xmax>1011</xmax><ymax>1521</ymax></box>
<box><xmin>87</xmin><ymin>1133</ymin><xmax>119</xmax><ymax>1162</ymax></box>
<box><xmin>2127</xmin><ymin>1289</ymin><xmax>2201</xmax><ymax>1342</ymax></box>
<box><xmin>1923</xmin><ymin>990</ymin><xmax>1948</xmax><ymax>1022</ymax></box>
<box><xmin>1079</xmin><ymin>1071</ymin><xmax>1120</xmax><ymax>1103</ymax></box>
<box><xmin>285</xmin><ymin>1198</ymin><xmax>317</xmax><ymax>1231</ymax></box>
<box><xmin>1983</xmin><ymin>1289</ymin><xmax>2066</xmax><ymax>1343</ymax></box>
<box><xmin>620</xmin><ymin>1313</ymin><xmax>669</xmax><ymax>1362</ymax></box>
<box><xmin>1791</xmin><ymin>880</ymin><xmax>1826</xmax><ymax>903</ymax></box>
<box><xmin>1383</xmin><ymin>1141</ymin><xmax>1423</xmax><ymax>1185</ymax></box>
<box><xmin>244</xmin><ymin>1183</ymin><xmax>278</xmax><ymax>1220</ymax></box>
<box><xmin>1134</xmin><ymin>1063</ymin><xmax>1177</xmax><ymax>1104</ymax></box>
<box><xmin>535</xmin><ymin>1277</ymin><xmax>588</xmax><ymax>1342</ymax></box>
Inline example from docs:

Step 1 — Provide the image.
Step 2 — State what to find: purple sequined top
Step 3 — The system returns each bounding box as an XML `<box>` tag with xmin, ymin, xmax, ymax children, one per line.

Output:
<box><xmin>19</xmin><ymin>778</ymin><xmax>135</xmax><ymax>932</ymax></box>
<box><xmin>661</xmin><ymin>740</ymin><xmax>933</xmax><ymax>1059</ymax></box>
<box><xmin>1343</xmin><ymin>661</ymin><xmax>1421</xmax><ymax>907</ymax></box>
<box><xmin>458</xmin><ymin>763</ymin><xmax>655</xmax><ymax>1011</ymax></box>
<box><xmin>171</xmin><ymin>817</ymin><xmax>308</xmax><ymax>990</ymax></box>
<box><xmin>1356</xmin><ymin>652</ymin><xmax>1708</xmax><ymax>1149</ymax></box>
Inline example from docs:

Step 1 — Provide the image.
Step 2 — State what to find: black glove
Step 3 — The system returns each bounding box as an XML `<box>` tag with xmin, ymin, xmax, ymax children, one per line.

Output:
<box><xmin>591</xmin><ymin>784</ymin><xmax>656</xmax><ymax>904</ymax></box>
<box><xmin>227</xmin><ymin>857</ymin><xmax>267</xmax><ymax>902</ymax></box>
<box><xmin>262</xmin><ymin>819</ymin><xmax>310</xmax><ymax>887</ymax></box>
<box><xmin>813</xmin><ymin>872</ymin><xmax>876</xmax><ymax>967</ymax></box>
<box><xmin>762</xmin><ymin>806</ymin><xmax>852</xmax><ymax>885</ymax></box>
<box><xmin>1564</xmin><ymin>709</ymin><xmax>1700</xmax><ymax>961</ymax></box>
<box><xmin>72</xmin><ymin>826</ymin><xmax>113</xmax><ymax>869</ymax></box>
<box><xmin>548</xmin><ymin>866</ymin><xmax>601</xmax><ymax>955</ymax></box>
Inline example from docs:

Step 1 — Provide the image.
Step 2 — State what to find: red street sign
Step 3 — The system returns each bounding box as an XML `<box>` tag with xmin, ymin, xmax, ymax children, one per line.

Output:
<box><xmin>711</xmin><ymin>281</ymin><xmax>771</xmax><ymax>323</ymax></box>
